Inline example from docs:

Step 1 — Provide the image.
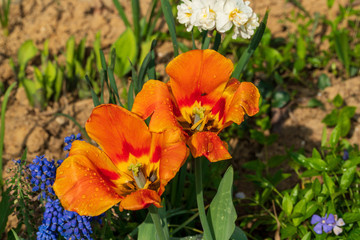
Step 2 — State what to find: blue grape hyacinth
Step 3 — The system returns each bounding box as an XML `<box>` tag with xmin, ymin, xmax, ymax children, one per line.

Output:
<box><xmin>29</xmin><ymin>134</ymin><xmax>102</xmax><ymax>240</ymax></box>
<box><xmin>28</xmin><ymin>155</ymin><xmax>57</xmax><ymax>199</ymax></box>
<box><xmin>64</xmin><ymin>133</ymin><xmax>82</xmax><ymax>151</ymax></box>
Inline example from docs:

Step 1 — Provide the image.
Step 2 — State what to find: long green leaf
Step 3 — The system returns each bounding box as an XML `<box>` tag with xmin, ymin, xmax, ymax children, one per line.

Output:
<box><xmin>232</xmin><ymin>11</ymin><xmax>268</xmax><ymax>79</ymax></box>
<box><xmin>132</xmin><ymin>0</ymin><xmax>140</xmax><ymax>43</ymax></box>
<box><xmin>334</xmin><ymin>29</ymin><xmax>350</xmax><ymax>75</ymax></box>
<box><xmin>0</xmin><ymin>188</ymin><xmax>13</xmax><ymax>237</ymax></box>
<box><xmin>160</xmin><ymin>0</ymin><xmax>179</xmax><ymax>56</ymax></box>
<box><xmin>112</xmin><ymin>0</ymin><xmax>131</xmax><ymax>28</ymax></box>
<box><xmin>0</xmin><ymin>82</ymin><xmax>16</xmax><ymax>187</ymax></box>
<box><xmin>85</xmin><ymin>75</ymin><xmax>100</xmax><ymax>107</ymax></box>
<box><xmin>207</xmin><ymin>166</ymin><xmax>237</xmax><ymax>240</ymax></box>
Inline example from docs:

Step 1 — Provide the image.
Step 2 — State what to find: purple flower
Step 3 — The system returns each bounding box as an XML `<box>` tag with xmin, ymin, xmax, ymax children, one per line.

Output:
<box><xmin>311</xmin><ymin>214</ymin><xmax>335</xmax><ymax>234</ymax></box>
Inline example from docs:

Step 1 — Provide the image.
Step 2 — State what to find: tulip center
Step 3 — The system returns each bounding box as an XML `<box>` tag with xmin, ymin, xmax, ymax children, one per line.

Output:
<box><xmin>128</xmin><ymin>163</ymin><xmax>146</xmax><ymax>189</ymax></box>
<box><xmin>191</xmin><ymin>106</ymin><xmax>208</xmax><ymax>131</ymax></box>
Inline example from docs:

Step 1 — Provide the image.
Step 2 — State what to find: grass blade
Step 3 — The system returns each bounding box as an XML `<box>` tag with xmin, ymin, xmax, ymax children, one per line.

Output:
<box><xmin>85</xmin><ymin>75</ymin><xmax>101</xmax><ymax>107</ymax></box>
<box><xmin>138</xmin><ymin>39</ymin><xmax>157</xmax><ymax>92</ymax></box>
<box><xmin>201</xmin><ymin>31</ymin><xmax>211</xmax><ymax>49</ymax></box>
<box><xmin>132</xmin><ymin>0</ymin><xmax>140</xmax><ymax>44</ymax></box>
<box><xmin>160</xmin><ymin>0</ymin><xmax>179</xmax><ymax>56</ymax></box>
<box><xmin>0</xmin><ymin>82</ymin><xmax>16</xmax><ymax>187</ymax></box>
<box><xmin>55</xmin><ymin>113</ymin><xmax>91</xmax><ymax>142</ymax></box>
<box><xmin>213</xmin><ymin>31</ymin><xmax>222</xmax><ymax>51</ymax></box>
<box><xmin>113</xmin><ymin>0</ymin><xmax>131</xmax><ymax>28</ymax></box>
<box><xmin>232</xmin><ymin>11</ymin><xmax>268</xmax><ymax>79</ymax></box>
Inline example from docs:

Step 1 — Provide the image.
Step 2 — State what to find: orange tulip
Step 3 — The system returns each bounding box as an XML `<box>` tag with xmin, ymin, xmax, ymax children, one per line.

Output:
<box><xmin>132</xmin><ymin>49</ymin><xmax>260</xmax><ymax>162</ymax></box>
<box><xmin>53</xmin><ymin>104</ymin><xmax>188</xmax><ymax>216</ymax></box>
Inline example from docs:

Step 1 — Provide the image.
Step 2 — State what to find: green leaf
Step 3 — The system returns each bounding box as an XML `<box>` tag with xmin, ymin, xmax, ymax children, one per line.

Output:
<box><xmin>18</xmin><ymin>40</ymin><xmax>38</xmax><ymax>67</ymax></box>
<box><xmin>321</xmin><ymin>126</ymin><xmax>327</xmax><ymax>147</ymax></box>
<box><xmin>343</xmin><ymin>212</ymin><xmax>360</xmax><ymax>224</ymax></box>
<box><xmin>306</xmin><ymin>158</ymin><xmax>328</xmax><ymax>171</ymax></box>
<box><xmin>232</xmin><ymin>11</ymin><xmax>268</xmax><ymax>79</ymax></box>
<box><xmin>112</xmin><ymin>0</ymin><xmax>131</xmax><ymax>28</ymax></box>
<box><xmin>332</xmin><ymin>94</ymin><xmax>343</xmax><ymax>108</ymax></box>
<box><xmin>292</xmin><ymin>199</ymin><xmax>306</xmax><ymax>226</ymax></box>
<box><xmin>322</xmin><ymin>109</ymin><xmax>338</xmax><ymax>127</ymax></box>
<box><xmin>312</xmin><ymin>178</ymin><xmax>321</xmax><ymax>195</ymax></box>
<box><xmin>282</xmin><ymin>193</ymin><xmax>293</xmax><ymax>216</ymax></box>
<box><xmin>323</xmin><ymin>172</ymin><xmax>335</xmax><ymax>196</ymax></box>
<box><xmin>0</xmin><ymin>188</ymin><xmax>13</xmax><ymax>236</ymax></box>
<box><xmin>342</xmin><ymin>157</ymin><xmax>360</xmax><ymax>169</ymax></box>
<box><xmin>296</xmin><ymin>37</ymin><xmax>306</xmax><ymax>59</ymax></box>
<box><xmin>160</xmin><ymin>0</ymin><xmax>179</xmax><ymax>56</ymax></box>
<box><xmin>329</xmin><ymin>125</ymin><xmax>340</xmax><ymax>148</ymax></box>
<box><xmin>337</xmin><ymin>114</ymin><xmax>351</xmax><ymax>137</ymax></box>
<box><xmin>348</xmin><ymin>229</ymin><xmax>360</xmax><ymax>240</ymax></box>
<box><xmin>307</xmin><ymin>98</ymin><xmax>324</xmax><ymax>108</ymax></box>
<box><xmin>138</xmin><ymin>214</ymin><xmax>157</xmax><ymax>240</ymax></box>
<box><xmin>94</xmin><ymin>32</ymin><xmax>102</xmax><ymax>71</ymax></box>
<box><xmin>304</xmin><ymin>201</ymin><xmax>318</xmax><ymax>219</ymax></box>
<box><xmin>318</xmin><ymin>74</ymin><xmax>331</xmax><ymax>90</ymax></box>
<box><xmin>301</xmin><ymin>232</ymin><xmax>311</xmax><ymax>240</ymax></box>
<box><xmin>207</xmin><ymin>166</ymin><xmax>237</xmax><ymax>240</ymax></box>
<box><xmin>340</xmin><ymin>166</ymin><xmax>356</xmax><ymax>190</ymax></box>
<box><xmin>333</xmin><ymin>29</ymin><xmax>350</xmax><ymax>75</ymax></box>
<box><xmin>280</xmin><ymin>225</ymin><xmax>297</xmax><ymax>239</ymax></box>
<box><xmin>9</xmin><ymin>229</ymin><xmax>21</xmax><ymax>240</ymax></box>
<box><xmin>112</xmin><ymin>28</ymin><xmax>138</xmax><ymax>77</ymax></box>
<box><xmin>229</xmin><ymin>227</ymin><xmax>248</xmax><ymax>240</ymax></box>
<box><xmin>340</xmin><ymin>106</ymin><xmax>356</xmax><ymax>118</ymax></box>
<box><xmin>272</xmin><ymin>91</ymin><xmax>290</xmax><ymax>108</ymax></box>
<box><xmin>54</xmin><ymin>65</ymin><xmax>63</xmax><ymax>101</ymax></box>
<box><xmin>290</xmin><ymin>184</ymin><xmax>300</xmax><ymax>204</ymax></box>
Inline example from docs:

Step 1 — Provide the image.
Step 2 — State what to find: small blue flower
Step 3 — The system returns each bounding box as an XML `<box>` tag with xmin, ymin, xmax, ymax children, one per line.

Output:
<box><xmin>311</xmin><ymin>214</ymin><xmax>335</xmax><ymax>234</ymax></box>
<box><xmin>64</xmin><ymin>133</ymin><xmax>82</xmax><ymax>151</ymax></box>
<box><xmin>342</xmin><ymin>149</ymin><xmax>349</xmax><ymax>160</ymax></box>
<box><xmin>28</xmin><ymin>156</ymin><xmax>57</xmax><ymax>199</ymax></box>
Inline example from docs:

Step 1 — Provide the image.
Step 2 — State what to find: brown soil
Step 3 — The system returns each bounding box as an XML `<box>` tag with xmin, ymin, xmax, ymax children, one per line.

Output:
<box><xmin>1</xmin><ymin>0</ymin><xmax>359</xmax><ymax>236</ymax></box>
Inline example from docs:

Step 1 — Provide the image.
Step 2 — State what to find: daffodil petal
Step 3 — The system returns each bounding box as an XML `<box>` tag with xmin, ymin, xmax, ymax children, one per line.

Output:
<box><xmin>53</xmin><ymin>141</ymin><xmax>122</xmax><ymax>216</ymax></box>
<box><xmin>119</xmin><ymin>189</ymin><xmax>161</xmax><ymax>211</ymax></box>
<box><xmin>188</xmin><ymin>132</ymin><xmax>231</xmax><ymax>162</ymax></box>
<box><xmin>85</xmin><ymin>104</ymin><xmax>152</xmax><ymax>165</ymax></box>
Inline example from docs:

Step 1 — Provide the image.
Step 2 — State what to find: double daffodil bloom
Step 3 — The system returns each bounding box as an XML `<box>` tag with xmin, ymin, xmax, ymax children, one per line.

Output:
<box><xmin>53</xmin><ymin>104</ymin><xmax>188</xmax><ymax>216</ymax></box>
<box><xmin>132</xmin><ymin>49</ymin><xmax>260</xmax><ymax>162</ymax></box>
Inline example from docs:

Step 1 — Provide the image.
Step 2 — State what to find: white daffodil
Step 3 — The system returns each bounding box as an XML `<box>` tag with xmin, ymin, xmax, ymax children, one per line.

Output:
<box><xmin>194</xmin><ymin>0</ymin><xmax>217</xmax><ymax>31</ymax></box>
<box><xmin>177</xmin><ymin>0</ymin><xmax>197</xmax><ymax>31</ymax></box>
<box><xmin>233</xmin><ymin>11</ymin><xmax>259</xmax><ymax>39</ymax></box>
<box><xmin>215</xmin><ymin>0</ymin><xmax>253</xmax><ymax>33</ymax></box>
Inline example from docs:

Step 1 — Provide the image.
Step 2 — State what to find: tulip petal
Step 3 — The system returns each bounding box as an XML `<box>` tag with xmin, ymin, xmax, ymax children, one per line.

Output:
<box><xmin>151</xmin><ymin>129</ymin><xmax>188</xmax><ymax>195</ymax></box>
<box><xmin>166</xmin><ymin>49</ymin><xmax>233</xmax><ymax>116</ymax></box>
<box><xmin>85</xmin><ymin>104</ymin><xmax>151</xmax><ymax>166</ymax></box>
<box><xmin>188</xmin><ymin>132</ymin><xmax>231</xmax><ymax>162</ymax></box>
<box><xmin>225</xmin><ymin>81</ymin><xmax>260</xmax><ymax>125</ymax></box>
<box><xmin>132</xmin><ymin>80</ymin><xmax>181</xmax><ymax>133</ymax></box>
<box><xmin>53</xmin><ymin>141</ymin><xmax>122</xmax><ymax>216</ymax></box>
<box><xmin>119</xmin><ymin>189</ymin><xmax>161</xmax><ymax>211</ymax></box>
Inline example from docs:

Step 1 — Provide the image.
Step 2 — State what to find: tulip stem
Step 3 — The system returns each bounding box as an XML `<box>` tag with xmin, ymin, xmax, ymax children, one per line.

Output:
<box><xmin>195</xmin><ymin>157</ymin><xmax>214</xmax><ymax>240</ymax></box>
<box><xmin>149</xmin><ymin>204</ymin><xmax>168</xmax><ymax>240</ymax></box>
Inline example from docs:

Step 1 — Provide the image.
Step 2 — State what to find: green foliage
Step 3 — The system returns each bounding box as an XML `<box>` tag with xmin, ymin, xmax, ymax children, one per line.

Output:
<box><xmin>0</xmin><ymin>0</ymin><xmax>11</xmax><ymax>36</ymax></box>
<box><xmin>0</xmin><ymin>82</ymin><xmax>16</xmax><ymax>187</ymax></box>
